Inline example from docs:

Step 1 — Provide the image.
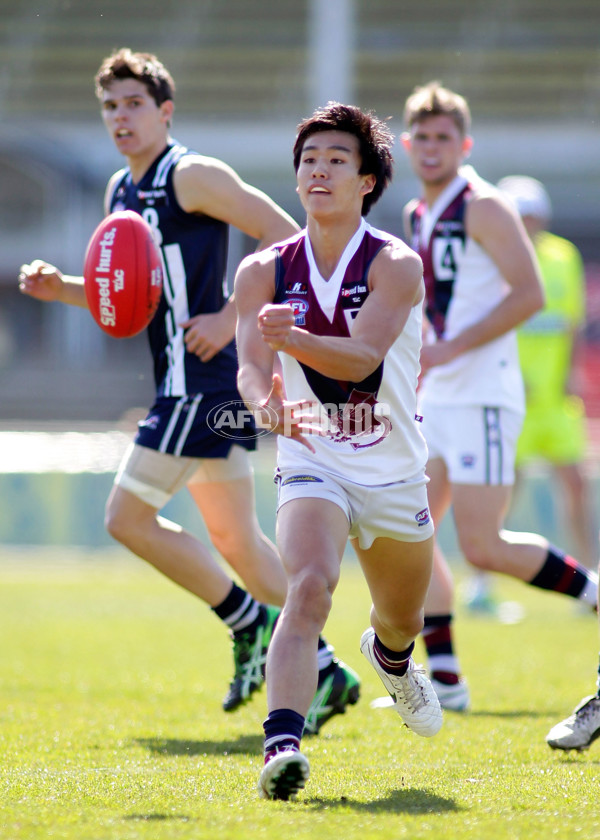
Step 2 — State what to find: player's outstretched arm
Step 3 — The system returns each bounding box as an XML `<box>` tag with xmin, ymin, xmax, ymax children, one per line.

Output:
<box><xmin>18</xmin><ymin>260</ymin><xmax>88</xmax><ymax>308</ymax></box>
<box><xmin>173</xmin><ymin>155</ymin><xmax>300</xmax><ymax>250</ymax></box>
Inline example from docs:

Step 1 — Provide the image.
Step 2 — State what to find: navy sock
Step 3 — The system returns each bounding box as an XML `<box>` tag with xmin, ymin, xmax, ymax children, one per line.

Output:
<box><xmin>263</xmin><ymin>708</ymin><xmax>305</xmax><ymax>757</ymax></box>
<box><xmin>212</xmin><ymin>582</ymin><xmax>262</xmax><ymax>634</ymax></box>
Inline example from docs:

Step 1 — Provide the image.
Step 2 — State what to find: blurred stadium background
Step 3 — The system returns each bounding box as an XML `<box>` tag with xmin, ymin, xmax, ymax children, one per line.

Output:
<box><xmin>0</xmin><ymin>0</ymin><xmax>599</xmax><ymax>549</ymax></box>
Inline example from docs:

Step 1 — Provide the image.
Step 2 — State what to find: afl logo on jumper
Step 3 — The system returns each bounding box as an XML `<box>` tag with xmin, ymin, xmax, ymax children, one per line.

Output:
<box><xmin>290</xmin><ymin>299</ymin><xmax>309</xmax><ymax>325</ymax></box>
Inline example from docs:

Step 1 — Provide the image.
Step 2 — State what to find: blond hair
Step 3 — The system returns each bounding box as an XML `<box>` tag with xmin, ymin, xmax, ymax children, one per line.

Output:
<box><xmin>403</xmin><ymin>81</ymin><xmax>471</xmax><ymax>136</ymax></box>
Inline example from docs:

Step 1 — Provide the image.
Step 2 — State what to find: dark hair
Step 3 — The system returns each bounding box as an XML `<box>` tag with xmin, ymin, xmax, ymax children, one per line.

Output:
<box><xmin>293</xmin><ymin>102</ymin><xmax>394</xmax><ymax>216</ymax></box>
<box><xmin>95</xmin><ymin>48</ymin><xmax>175</xmax><ymax>106</ymax></box>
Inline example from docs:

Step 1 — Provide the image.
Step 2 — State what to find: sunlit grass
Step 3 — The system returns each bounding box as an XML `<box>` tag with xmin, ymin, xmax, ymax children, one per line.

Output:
<box><xmin>1</xmin><ymin>547</ymin><xmax>598</xmax><ymax>839</ymax></box>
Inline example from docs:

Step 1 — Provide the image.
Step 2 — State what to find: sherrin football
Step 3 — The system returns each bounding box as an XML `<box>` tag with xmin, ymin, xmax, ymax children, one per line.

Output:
<box><xmin>83</xmin><ymin>210</ymin><xmax>163</xmax><ymax>338</ymax></box>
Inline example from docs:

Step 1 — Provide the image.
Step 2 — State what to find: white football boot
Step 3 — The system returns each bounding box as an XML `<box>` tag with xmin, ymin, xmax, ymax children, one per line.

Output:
<box><xmin>360</xmin><ymin>627</ymin><xmax>442</xmax><ymax>737</ymax></box>
<box><xmin>546</xmin><ymin>695</ymin><xmax>600</xmax><ymax>751</ymax></box>
<box><xmin>430</xmin><ymin>677</ymin><xmax>471</xmax><ymax>712</ymax></box>
<box><xmin>258</xmin><ymin>748</ymin><xmax>310</xmax><ymax>800</ymax></box>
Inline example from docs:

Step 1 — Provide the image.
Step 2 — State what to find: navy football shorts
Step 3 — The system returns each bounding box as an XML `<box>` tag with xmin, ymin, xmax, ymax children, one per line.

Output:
<box><xmin>134</xmin><ymin>393</ymin><xmax>258</xmax><ymax>458</ymax></box>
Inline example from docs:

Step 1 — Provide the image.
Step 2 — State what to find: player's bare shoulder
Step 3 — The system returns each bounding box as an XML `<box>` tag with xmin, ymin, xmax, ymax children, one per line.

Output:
<box><xmin>386</xmin><ymin>235</ymin><xmax>423</xmax><ymax>276</ymax></box>
<box><xmin>465</xmin><ymin>173</ymin><xmax>520</xmax><ymax>241</ymax></box>
<box><xmin>172</xmin><ymin>153</ymin><xmax>240</xmax><ymax>213</ymax></box>
<box><xmin>234</xmin><ymin>244</ymin><xmax>278</xmax><ymax>304</ymax></box>
<box><xmin>172</xmin><ymin>153</ymin><xmax>233</xmax><ymax>188</ymax></box>
<box><xmin>370</xmin><ymin>233</ymin><xmax>424</xmax><ymax>305</ymax></box>
<box><xmin>104</xmin><ymin>168</ymin><xmax>127</xmax><ymax>214</ymax></box>
<box><xmin>174</xmin><ymin>151</ymin><xmax>231</xmax><ymax>179</ymax></box>
<box><xmin>401</xmin><ymin>198</ymin><xmax>420</xmax><ymax>241</ymax></box>
<box><xmin>238</xmin><ymin>244</ymin><xmax>278</xmax><ymax>277</ymax></box>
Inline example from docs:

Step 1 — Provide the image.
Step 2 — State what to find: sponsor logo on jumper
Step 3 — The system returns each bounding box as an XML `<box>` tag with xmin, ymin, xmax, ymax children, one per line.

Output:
<box><xmin>341</xmin><ymin>284</ymin><xmax>367</xmax><ymax>297</ymax></box>
<box><xmin>435</xmin><ymin>220</ymin><xmax>464</xmax><ymax>235</ymax></box>
<box><xmin>137</xmin><ymin>188</ymin><xmax>167</xmax><ymax>201</ymax></box>
<box><xmin>287</xmin><ymin>281</ymin><xmax>307</xmax><ymax>294</ymax></box>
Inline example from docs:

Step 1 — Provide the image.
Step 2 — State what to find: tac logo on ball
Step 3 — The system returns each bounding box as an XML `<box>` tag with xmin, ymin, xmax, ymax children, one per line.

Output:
<box><xmin>83</xmin><ymin>210</ymin><xmax>163</xmax><ymax>338</ymax></box>
<box><xmin>207</xmin><ymin>400</ymin><xmax>279</xmax><ymax>440</ymax></box>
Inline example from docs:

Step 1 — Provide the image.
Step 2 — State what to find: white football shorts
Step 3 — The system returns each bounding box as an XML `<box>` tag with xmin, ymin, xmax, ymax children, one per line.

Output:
<box><xmin>419</xmin><ymin>403</ymin><xmax>524</xmax><ymax>486</ymax></box>
<box><xmin>114</xmin><ymin>442</ymin><xmax>253</xmax><ymax>509</ymax></box>
<box><xmin>276</xmin><ymin>467</ymin><xmax>434</xmax><ymax>550</ymax></box>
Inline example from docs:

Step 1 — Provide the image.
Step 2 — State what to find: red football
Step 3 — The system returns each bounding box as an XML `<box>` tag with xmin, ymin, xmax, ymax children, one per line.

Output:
<box><xmin>83</xmin><ymin>210</ymin><xmax>163</xmax><ymax>338</ymax></box>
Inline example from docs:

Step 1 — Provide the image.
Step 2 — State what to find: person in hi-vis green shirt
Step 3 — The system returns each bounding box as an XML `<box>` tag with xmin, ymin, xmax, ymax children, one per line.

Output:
<box><xmin>498</xmin><ymin>175</ymin><xmax>596</xmax><ymax>569</ymax></box>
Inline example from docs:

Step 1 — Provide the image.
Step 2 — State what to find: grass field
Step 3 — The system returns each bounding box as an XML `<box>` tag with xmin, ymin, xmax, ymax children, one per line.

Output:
<box><xmin>1</xmin><ymin>547</ymin><xmax>599</xmax><ymax>840</ymax></box>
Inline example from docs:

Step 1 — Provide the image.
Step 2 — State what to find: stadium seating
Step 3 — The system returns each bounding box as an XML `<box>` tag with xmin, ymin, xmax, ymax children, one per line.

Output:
<box><xmin>0</xmin><ymin>0</ymin><xmax>597</xmax><ymax>122</ymax></box>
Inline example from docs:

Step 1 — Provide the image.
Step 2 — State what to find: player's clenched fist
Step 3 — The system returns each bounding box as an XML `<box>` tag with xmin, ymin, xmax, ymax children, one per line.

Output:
<box><xmin>258</xmin><ymin>303</ymin><xmax>295</xmax><ymax>351</ymax></box>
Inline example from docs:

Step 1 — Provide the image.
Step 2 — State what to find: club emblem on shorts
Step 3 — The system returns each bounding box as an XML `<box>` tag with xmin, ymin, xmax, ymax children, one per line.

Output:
<box><xmin>138</xmin><ymin>413</ymin><xmax>160</xmax><ymax>430</ymax></box>
<box><xmin>415</xmin><ymin>508</ymin><xmax>431</xmax><ymax>526</ymax></box>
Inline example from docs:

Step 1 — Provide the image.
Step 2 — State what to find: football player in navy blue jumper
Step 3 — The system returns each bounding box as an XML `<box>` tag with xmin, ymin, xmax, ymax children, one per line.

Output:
<box><xmin>19</xmin><ymin>49</ymin><xmax>360</xmax><ymax>729</ymax></box>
